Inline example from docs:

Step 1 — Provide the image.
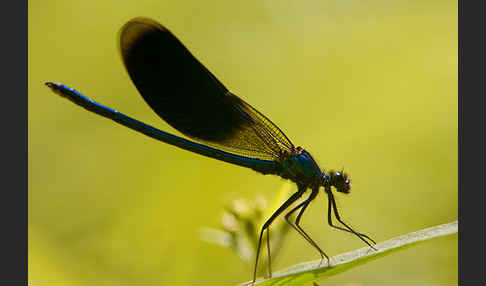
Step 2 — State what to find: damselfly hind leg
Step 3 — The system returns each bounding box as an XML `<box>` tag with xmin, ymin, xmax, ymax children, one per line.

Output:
<box><xmin>252</xmin><ymin>185</ymin><xmax>306</xmax><ymax>283</ymax></box>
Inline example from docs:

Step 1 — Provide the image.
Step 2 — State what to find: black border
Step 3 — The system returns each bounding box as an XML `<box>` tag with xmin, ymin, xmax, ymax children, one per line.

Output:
<box><xmin>459</xmin><ymin>0</ymin><xmax>483</xmax><ymax>285</ymax></box>
<box><xmin>4</xmin><ymin>0</ymin><xmax>28</xmax><ymax>284</ymax></box>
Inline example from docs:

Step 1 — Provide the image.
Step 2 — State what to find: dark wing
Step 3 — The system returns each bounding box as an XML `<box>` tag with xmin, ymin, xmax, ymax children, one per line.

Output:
<box><xmin>119</xmin><ymin>17</ymin><xmax>294</xmax><ymax>160</ymax></box>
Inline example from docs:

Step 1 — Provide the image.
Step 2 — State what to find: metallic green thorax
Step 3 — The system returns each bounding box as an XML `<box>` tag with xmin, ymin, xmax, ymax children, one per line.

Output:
<box><xmin>278</xmin><ymin>147</ymin><xmax>322</xmax><ymax>187</ymax></box>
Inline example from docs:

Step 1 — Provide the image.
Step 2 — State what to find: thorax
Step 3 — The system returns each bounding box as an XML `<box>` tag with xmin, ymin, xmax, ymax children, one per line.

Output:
<box><xmin>278</xmin><ymin>146</ymin><xmax>322</xmax><ymax>186</ymax></box>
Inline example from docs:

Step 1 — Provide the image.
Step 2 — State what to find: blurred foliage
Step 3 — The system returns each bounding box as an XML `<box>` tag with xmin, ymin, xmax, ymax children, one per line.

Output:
<box><xmin>29</xmin><ymin>0</ymin><xmax>457</xmax><ymax>286</ymax></box>
<box><xmin>201</xmin><ymin>182</ymin><xmax>293</xmax><ymax>277</ymax></box>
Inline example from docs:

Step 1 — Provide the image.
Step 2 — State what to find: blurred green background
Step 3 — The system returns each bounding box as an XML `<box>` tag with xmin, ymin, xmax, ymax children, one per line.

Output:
<box><xmin>29</xmin><ymin>0</ymin><xmax>457</xmax><ymax>285</ymax></box>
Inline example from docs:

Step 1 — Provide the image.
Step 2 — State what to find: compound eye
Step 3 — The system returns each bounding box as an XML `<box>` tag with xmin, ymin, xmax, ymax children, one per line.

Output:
<box><xmin>345</xmin><ymin>179</ymin><xmax>350</xmax><ymax>184</ymax></box>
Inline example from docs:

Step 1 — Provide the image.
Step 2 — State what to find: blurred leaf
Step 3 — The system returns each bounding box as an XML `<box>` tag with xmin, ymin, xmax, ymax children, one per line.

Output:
<box><xmin>243</xmin><ymin>221</ymin><xmax>458</xmax><ymax>286</ymax></box>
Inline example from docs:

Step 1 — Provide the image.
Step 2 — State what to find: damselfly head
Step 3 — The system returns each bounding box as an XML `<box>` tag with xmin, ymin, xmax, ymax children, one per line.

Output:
<box><xmin>328</xmin><ymin>170</ymin><xmax>351</xmax><ymax>194</ymax></box>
